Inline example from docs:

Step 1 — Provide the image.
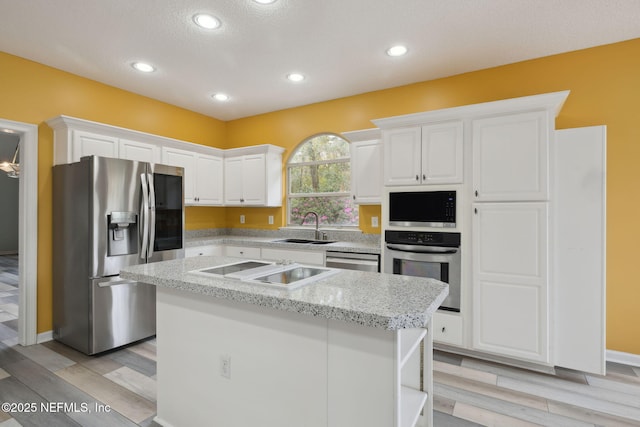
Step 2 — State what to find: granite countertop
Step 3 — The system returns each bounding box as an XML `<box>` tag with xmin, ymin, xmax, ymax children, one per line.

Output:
<box><xmin>121</xmin><ymin>255</ymin><xmax>448</xmax><ymax>330</ymax></box>
<box><xmin>185</xmin><ymin>235</ymin><xmax>382</xmax><ymax>255</ymax></box>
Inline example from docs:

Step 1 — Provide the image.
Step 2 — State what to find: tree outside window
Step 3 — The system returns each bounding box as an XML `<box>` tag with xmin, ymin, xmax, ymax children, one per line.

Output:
<box><xmin>287</xmin><ymin>134</ymin><xmax>358</xmax><ymax>227</ymax></box>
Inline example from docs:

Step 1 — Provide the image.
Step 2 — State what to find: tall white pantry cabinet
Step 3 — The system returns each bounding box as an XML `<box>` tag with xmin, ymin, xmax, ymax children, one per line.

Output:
<box><xmin>373</xmin><ymin>91</ymin><xmax>607</xmax><ymax>374</ymax></box>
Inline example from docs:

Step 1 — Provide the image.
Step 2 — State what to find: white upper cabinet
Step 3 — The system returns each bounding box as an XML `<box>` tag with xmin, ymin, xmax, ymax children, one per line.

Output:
<box><xmin>383</xmin><ymin>127</ymin><xmax>422</xmax><ymax>186</ymax></box>
<box><xmin>119</xmin><ymin>138</ymin><xmax>161</xmax><ymax>163</ymax></box>
<box><xmin>472</xmin><ymin>202</ymin><xmax>549</xmax><ymax>363</ymax></box>
<box><xmin>224</xmin><ymin>145</ymin><xmax>284</xmax><ymax>207</ymax></box>
<box><xmin>422</xmin><ymin>121</ymin><xmax>463</xmax><ymax>184</ymax></box>
<box><xmin>72</xmin><ymin>130</ymin><xmax>119</xmax><ymax>161</ymax></box>
<box><xmin>343</xmin><ymin>128</ymin><xmax>383</xmax><ymax>205</ymax></box>
<box><xmin>195</xmin><ymin>154</ymin><xmax>224</xmax><ymax>205</ymax></box>
<box><xmin>162</xmin><ymin>147</ymin><xmax>223</xmax><ymax>206</ymax></box>
<box><xmin>472</xmin><ymin>111</ymin><xmax>549</xmax><ymax>201</ymax></box>
<box><xmin>350</xmin><ymin>139</ymin><xmax>383</xmax><ymax>204</ymax></box>
<box><xmin>382</xmin><ymin>122</ymin><xmax>462</xmax><ymax>186</ymax></box>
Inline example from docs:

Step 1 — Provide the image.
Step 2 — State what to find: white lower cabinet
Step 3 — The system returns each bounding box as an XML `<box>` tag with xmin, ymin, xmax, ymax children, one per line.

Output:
<box><xmin>261</xmin><ymin>248</ymin><xmax>324</xmax><ymax>266</ymax></box>
<box><xmin>224</xmin><ymin>245</ymin><xmax>261</xmax><ymax>259</ymax></box>
<box><xmin>185</xmin><ymin>245</ymin><xmax>223</xmax><ymax>258</ymax></box>
<box><xmin>432</xmin><ymin>312</ymin><xmax>463</xmax><ymax>347</ymax></box>
<box><xmin>471</xmin><ymin>202</ymin><xmax>549</xmax><ymax>363</ymax></box>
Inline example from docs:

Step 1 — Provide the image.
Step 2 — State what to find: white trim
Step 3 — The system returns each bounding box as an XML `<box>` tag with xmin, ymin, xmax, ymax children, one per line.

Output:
<box><xmin>607</xmin><ymin>349</ymin><xmax>640</xmax><ymax>368</ymax></box>
<box><xmin>0</xmin><ymin>118</ymin><xmax>38</xmax><ymax>347</ymax></box>
<box><xmin>371</xmin><ymin>90</ymin><xmax>570</xmax><ymax>129</ymax></box>
<box><xmin>36</xmin><ymin>330</ymin><xmax>54</xmax><ymax>344</ymax></box>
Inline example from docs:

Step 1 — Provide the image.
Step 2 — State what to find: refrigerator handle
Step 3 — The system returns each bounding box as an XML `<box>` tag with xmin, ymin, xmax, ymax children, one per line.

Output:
<box><xmin>140</xmin><ymin>173</ymin><xmax>149</xmax><ymax>259</ymax></box>
<box><xmin>147</xmin><ymin>173</ymin><xmax>156</xmax><ymax>258</ymax></box>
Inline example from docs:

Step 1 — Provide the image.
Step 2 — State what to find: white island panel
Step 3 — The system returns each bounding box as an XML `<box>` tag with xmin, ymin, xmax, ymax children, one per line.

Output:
<box><xmin>156</xmin><ymin>287</ymin><xmax>329</xmax><ymax>427</ymax></box>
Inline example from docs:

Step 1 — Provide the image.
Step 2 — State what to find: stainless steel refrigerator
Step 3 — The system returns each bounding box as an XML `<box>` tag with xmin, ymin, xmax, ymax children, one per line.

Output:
<box><xmin>53</xmin><ymin>155</ymin><xmax>184</xmax><ymax>354</ymax></box>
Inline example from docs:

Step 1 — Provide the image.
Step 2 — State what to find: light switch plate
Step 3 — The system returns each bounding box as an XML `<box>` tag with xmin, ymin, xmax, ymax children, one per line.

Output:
<box><xmin>371</xmin><ymin>216</ymin><xmax>379</xmax><ymax>228</ymax></box>
<box><xmin>268</xmin><ymin>215</ymin><xmax>274</xmax><ymax>225</ymax></box>
<box><xmin>240</xmin><ymin>215</ymin><xmax>245</xmax><ymax>224</ymax></box>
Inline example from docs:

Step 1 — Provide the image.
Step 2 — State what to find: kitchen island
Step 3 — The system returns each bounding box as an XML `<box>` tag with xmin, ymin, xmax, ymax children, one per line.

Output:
<box><xmin>121</xmin><ymin>255</ymin><xmax>448</xmax><ymax>427</ymax></box>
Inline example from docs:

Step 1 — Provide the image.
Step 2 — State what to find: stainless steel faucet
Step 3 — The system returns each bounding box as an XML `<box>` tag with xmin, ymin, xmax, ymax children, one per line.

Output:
<box><xmin>301</xmin><ymin>211</ymin><xmax>321</xmax><ymax>240</ymax></box>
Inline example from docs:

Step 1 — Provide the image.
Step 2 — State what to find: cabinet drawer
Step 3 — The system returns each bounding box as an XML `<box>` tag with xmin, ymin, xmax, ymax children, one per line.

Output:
<box><xmin>261</xmin><ymin>248</ymin><xmax>324</xmax><ymax>266</ymax></box>
<box><xmin>224</xmin><ymin>245</ymin><xmax>261</xmax><ymax>259</ymax></box>
<box><xmin>185</xmin><ymin>245</ymin><xmax>222</xmax><ymax>258</ymax></box>
<box><xmin>433</xmin><ymin>312</ymin><xmax>463</xmax><ymax>346</ymax></box>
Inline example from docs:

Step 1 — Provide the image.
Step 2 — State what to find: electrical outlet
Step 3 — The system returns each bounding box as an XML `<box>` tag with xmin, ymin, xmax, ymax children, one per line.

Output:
<box><xmin>268</xmin><ymin>215</ymin><xmax>274</xmax><ymax>225</ymax></box>
<box><xmin>240</xmin><ymin>215</ymin><xmax>245</xmax><ymax>224</ymax></box>
<box><xmin>220</xmin><ymin>355</ymin><xmax>231</xmax><ymax>379</ymax></box>
<box><xmin>371</xmin><ymin>216</ymin><xmax>379</xmax><ymax>228</ymax></box>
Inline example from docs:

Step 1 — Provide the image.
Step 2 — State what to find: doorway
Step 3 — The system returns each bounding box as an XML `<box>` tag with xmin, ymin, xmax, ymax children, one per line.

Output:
<box><xmin>0</xmin><ymin>119</ymin><xmax>38</xmax><ymax>346</ymax></box>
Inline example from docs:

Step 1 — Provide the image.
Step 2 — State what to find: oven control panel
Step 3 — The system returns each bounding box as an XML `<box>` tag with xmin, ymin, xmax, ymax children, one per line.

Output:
<box><xmin>385</xmin><ymin>230</ymin><xmax>461</xmax><ymax>247</ymax></box>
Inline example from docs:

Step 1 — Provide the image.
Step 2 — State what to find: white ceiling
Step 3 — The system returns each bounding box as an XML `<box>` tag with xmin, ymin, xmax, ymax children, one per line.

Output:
<box><xmin>2</xmin><ymin>0</ymin><xmax>640</xmax><ymax>121</ymax></box>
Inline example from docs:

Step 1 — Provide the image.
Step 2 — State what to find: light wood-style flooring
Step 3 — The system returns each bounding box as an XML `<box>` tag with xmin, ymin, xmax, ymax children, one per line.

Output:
<box><xmin>1</xmin><ymin>255</ymin><xmax>639</xmax><ymax>426</ymax></box>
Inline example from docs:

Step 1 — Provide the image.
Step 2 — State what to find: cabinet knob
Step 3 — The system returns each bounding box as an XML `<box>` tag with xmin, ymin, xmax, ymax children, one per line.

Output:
<box><xmin>442</xmin><ymin>327</ymin><xmax>446</xmax><ymax>333</ymax></box>
<box><xmin>475</xmin><ymin>190</ymin><xmax>479</xmax><ymax>197</ymax></box>
<box><xmin>415</xmin><ymin>175</ymin><xmax>419</xmax><ymax>181</ymax></box>
<box><xmin>353</xmin><ymin>195</ymin><xmax>355</xmax><ymax>200</ymax></box>
<box><xmin>240</xmin><ymin>251</ymin><xmax>244</xmax><ymax>255</ymax></box>
<box><xmin>474</xmin><ymin>208</ymin><xmax>478</xmax><ymax>214</ymax></box>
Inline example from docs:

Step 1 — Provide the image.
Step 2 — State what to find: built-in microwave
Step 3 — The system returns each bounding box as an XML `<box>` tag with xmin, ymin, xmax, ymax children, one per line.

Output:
<box><xmin>388</xmin><ymin>190</ymin><xmax>456</xmax><ymax>228</ymax></box>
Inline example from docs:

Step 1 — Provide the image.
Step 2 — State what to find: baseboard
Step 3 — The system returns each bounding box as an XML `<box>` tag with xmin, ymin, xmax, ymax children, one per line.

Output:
<box><xmin>36</xmin><ymin>330</ymin><xmax>53</xmax><ymax>344</ymax></box>
<box><xmin>607</xmin><ymin>349</ymin><xmax>640</xmax><ymax>368</ymax></box>
<box><xmin>153</xmin><ymin>416</ymin><xmax>176</xmax><ymax>427</ymax></box>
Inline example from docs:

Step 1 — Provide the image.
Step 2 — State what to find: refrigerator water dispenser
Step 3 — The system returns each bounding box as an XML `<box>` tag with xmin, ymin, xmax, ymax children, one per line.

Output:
<box><xmin>107</xmin><ymin>211</ymin><xmax>138</xmax><ymax>256</ymax></box>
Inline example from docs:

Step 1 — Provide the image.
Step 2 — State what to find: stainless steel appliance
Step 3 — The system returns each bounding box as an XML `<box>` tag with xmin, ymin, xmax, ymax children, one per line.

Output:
<box><xmin>384</xmin><ymin>230</ymin><xmax>461</xmax><ymax>312</ymax></box>
<box><xmin>53</xmin><ymin>155</ymin><xmax>184</xmax><ymax>354</ymax></box>
<box><xmin>388</xmin><ymin>190</ymin><xmax>456</xmax><ymax>228</ymax></box>
<box><xmin>325</xmin><ymin>251</ymin><xmax>380</xmax><ymax>272</ymax></box>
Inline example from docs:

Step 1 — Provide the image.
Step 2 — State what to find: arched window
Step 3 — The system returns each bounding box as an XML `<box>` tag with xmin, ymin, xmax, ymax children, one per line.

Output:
<box><xmin>287</xmin><ymin>134</ymin><xmax>358</xmax><ymax>227</ymax></box>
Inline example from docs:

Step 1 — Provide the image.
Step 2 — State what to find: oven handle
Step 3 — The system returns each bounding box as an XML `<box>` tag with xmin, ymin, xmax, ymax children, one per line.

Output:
<box><xmin>386</xmin><ymin>244</ymin><xmax>459</xmax><ymax>254</ymax></box>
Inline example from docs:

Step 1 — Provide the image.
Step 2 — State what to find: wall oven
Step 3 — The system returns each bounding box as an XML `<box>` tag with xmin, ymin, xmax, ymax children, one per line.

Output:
<box><xmin>384</xmin><ymin>230</ymin><xmax>461</xmax><ymax>312</ymax></box>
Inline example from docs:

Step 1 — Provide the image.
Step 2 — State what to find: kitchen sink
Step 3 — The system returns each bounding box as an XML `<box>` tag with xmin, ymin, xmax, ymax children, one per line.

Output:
<box><xmin>191</xmin><ymin>260</ymin><xmax>340</xmax><ymax>290</ymax></box>
<box><xmin>274</xmin><ymin>238</ymin><xmax>336</xmax><ymax>245</ymax></box>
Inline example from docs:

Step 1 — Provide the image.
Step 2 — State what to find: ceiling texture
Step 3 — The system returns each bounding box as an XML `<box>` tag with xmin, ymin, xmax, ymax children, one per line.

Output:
<box><xmin>2</xmin><ymin>0</ymin><xmax>640</xmax><ymax>121</ymax></box>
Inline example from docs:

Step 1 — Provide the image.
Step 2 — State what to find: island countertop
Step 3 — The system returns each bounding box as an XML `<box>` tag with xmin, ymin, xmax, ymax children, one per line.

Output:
<box><xmin>120</xmin><ymin>255</ymin><xmax>448</xmax><ymax>330</ymax></box>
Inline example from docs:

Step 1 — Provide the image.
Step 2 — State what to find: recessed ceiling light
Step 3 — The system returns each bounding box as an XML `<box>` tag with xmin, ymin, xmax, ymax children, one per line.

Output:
<box><xmin>212</xmin><ymin>93</ymin><xmax>229</xmax><ymax>102</ymax></box>
<box><xmin>386</xmin><ymin>45</ymin><xmax>408</xmax><ymax>57</ymax></box>
<box><xmin>131</xmin><ymin>62</ymin><xmax>155</xmax><ymax>73</ymax></box>
<box><xmin>287</xmin><ymin>73</ymin><xmax>305</xmax><ymax>82</ymax></box>
<box><xmin>253</xmin><ymin>0</ymin><xmax>277</xmax><ymax>4</ymax></box>
<box><xmin>193</xmin><ymin>13</ymin><xmax>221</xmax><ymax>30</ymax></box>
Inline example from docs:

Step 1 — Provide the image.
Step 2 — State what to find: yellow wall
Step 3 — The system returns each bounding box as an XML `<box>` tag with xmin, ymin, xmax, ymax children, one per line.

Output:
<box><xmin>2</xmin><ymin>36</ymin><xmax>639</xmax><ymax>354</ymax></box>
<box><xmin>226</xmin><ymin>38</ymin><xmax>640</xmax><ymax>355</ymax></box>
<box><xmin>0</xmin><ymin>52</ymin><xmax>227</xmax><ymax>334</ymax></box>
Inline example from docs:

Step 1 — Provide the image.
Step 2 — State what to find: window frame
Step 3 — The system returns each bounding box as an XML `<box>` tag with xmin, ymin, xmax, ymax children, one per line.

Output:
<box><xmin>286</xmin><ymin>134</ymin><xmax>357</xmax><ymax>228</ymax></box>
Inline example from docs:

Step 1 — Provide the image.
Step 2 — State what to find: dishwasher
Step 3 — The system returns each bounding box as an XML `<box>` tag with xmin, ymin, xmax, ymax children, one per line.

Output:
<box><xmin>325</xmin><ymin>251</ymin><xmax>380</xmax><ymax>272</ymax></box>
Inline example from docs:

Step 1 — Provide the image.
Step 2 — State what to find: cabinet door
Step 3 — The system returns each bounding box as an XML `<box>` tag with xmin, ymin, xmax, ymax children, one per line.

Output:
<box><xmin>554</xmin><ymin>126</ymin><xmax>606</xmax><ymax>375</ymax></box>
<box><xmin>119</xmin><ymin>138</ymin><xmax>161</xmax><ymax>163</ymax></box>
<box><xmin>383</xmin><ymin>127</ymin><xmax>421</xmax><ymax>186</ymax></box>
<box><xmin>162</xmin><ymin>147</ymin><xmax>196</xmax><ymax>203</ymax></box>
<box><xmin>224</xmin><ymin>156</ymin><xmax>244</xmax><ymax>204</ymax></box>
<box><xmin>224</xmin><ymin>245</ymin><xmax>261</xmax><ymax>259</ymax></box>
<box><xmin>242</xmin><ymin>154</ymin><xmax>266</xmax><ymax>205</ymax></box>
<box><xmin>72</xmin><ymin>130</ymin><xmax>119</xmax><ymax>161</ymax></box>
<box><xmin>195</xmin><ymin>154</ymin><xmax>223</xmax><ymax>205</ymax></box>
<box><xmin>422</xmin><ymin>121</ymin><xmax>463</xmax><ymax>184</ymax></box>
<box><xmin>350</xmin><ymin>140</ymin><xmax>382</xmax><ymax>204</ymax></box>
<box><xmin>472</xmin><ymin>111</ymin><xmax>548</xmax><ymax>201</ymax></box>
<box><xmin>472</xmin><ymin>202</ymin><xmax>549</xmax><ymax>363</ymax></box>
